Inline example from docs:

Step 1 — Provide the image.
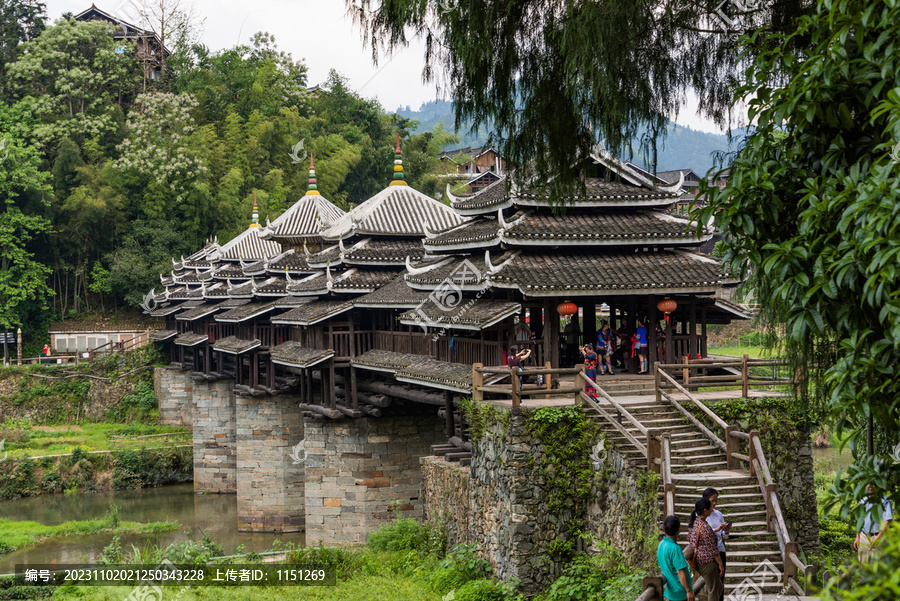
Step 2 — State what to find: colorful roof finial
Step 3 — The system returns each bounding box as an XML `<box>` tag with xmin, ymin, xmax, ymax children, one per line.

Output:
<box><xmin>390</xmin><ymin>133</ymin><xmax>407</xmax><ymax>186</ymax></box>
<box><xmin>250</xmin><ymin>193</ymin><xmax>259</xmax><ymax>228</ymax></box>
<box><xmin>305</xmin><ymin>152</ymin><xmax>321</xmax><ymax>196</ymax></box>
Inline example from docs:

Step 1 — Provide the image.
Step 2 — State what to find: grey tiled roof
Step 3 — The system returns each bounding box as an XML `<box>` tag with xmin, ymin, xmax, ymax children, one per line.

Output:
<box><xmin>395</xmin><ymin>358</ymin><xmax>473</xmax><ymax>393</ymax></box>
<box><xmin>254</xmin><ymin>277</ymin><xmax>288</xmax><ymax>296</ymax></box>
<box><xmin>149</xmin><ymin>329</ymin><xmax>178</xmax><ymax>341</ymax></box>
<box><xmin>490</xmin><ymin>250</ymin><xmax>726</xmax><ymax>296</ymax></box>
<box><xmin>268</xmin><ymin>252</ymin><xmax>316</xmax><ymax>273</ymax></box>
<box><xmin>286</xmin><ymin>272</ymin><xmax>327</xmax><ymax>295</ymax></box>
<box><xmin>219</xmin><ymin>297</ymin><xmax>252</xmax><ymax>308</ymax></box>
<box><xmin>270</xmin><ymin>299</ymin><xmax>354</xmax><ymax>326</ymax></box>
<box><xmin>176</xmin><ymin>303</ymin><xmax>222</xmax><ymax>321</ymax></box>
<box><xmin>174</xmin><ymin>332</ymin><xmax>208</xmax><ymax>346</ymax></box>
<box><xmin>500</xmin><ymin>210</ymin><xmax>710</xmax><ymax>245</ymax></box>
<box><xmin>449</xmin><ymin>179</ymin><xmax>511</xmax><ymax>214</ymax></box>
<box><xmin>322</xmin><ymin>185</ymin><xmax>467</xmax><ymax>239</ymax></box>
<box><xmin>212</xmin><ymin>336</ymin><xmax>261</xmax><ymax>354</ymax></box>
<box><xmin>342</xmin><ymin>238</ymin><xmax>425</xmax><ymax>265</ymax></box>
<box><xmin>351</xmin><ymin>349</ymin><xmax>425</xmax><ymax>372</ymax></box>
<box><xmin>259</xmin><ymin>194</ymin><xmax>345</xmax><ymax>243</ymax></box>
<box><xmin>405</xmin><ymin>252</ymin><xmax>516</xmax><ymax>288</ymax></box>
<box><xmin>399</xmin><ymin>300</ymin><xmax>520</xmax><ymax>330</ymax></box>
<box><xmin>274</xmin><ymin>296</ymin><xmax>316</xmax><ymax>308</ymax></box>
<box><xmin>214</xmin><ymin>263</ymin><xmax>247</xmax><ymax>279</ymax></box>
<box><xmin>216</xmin><ymin>227</ymin><xmax>281</xmax><ymax>261</ymax></box>
<box><xmin>215</xmin><ymin>300</ymin><xmax>278</xmax><ymax>323</ymax></box>
<box><xmin>353</xmin><ymin>274</ymin><xmax>430</xmax><ymax>308</ymax></box>
<box><xmin>150</xmin><ymin>303</ymin><xmax>184</xmax><ymax>317</ymax></box>
<box><xmin>331</xmin><ymin>269</ymin><xmax>397</xmax><ymax>293</ymax></box>
<box><xmin>270</xmin><ymin>342</ymin><xmax>334</xmax><ymax>368</ymax></box>
<box><xmin>423</xmin><ymin>218</ymin><xmax>501</xmax><ymax>252</ymax></box>
<box><xmin>306</xmin><ymin>245</ymin><xmax>342</xmax><ymax>268</ymax></box>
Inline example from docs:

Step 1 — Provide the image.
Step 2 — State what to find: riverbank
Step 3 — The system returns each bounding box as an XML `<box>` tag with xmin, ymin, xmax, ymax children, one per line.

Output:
<box><xmin>0</xmin><ymin>506</ymin><xmax>178</xmax><ymax>555</ymax></box>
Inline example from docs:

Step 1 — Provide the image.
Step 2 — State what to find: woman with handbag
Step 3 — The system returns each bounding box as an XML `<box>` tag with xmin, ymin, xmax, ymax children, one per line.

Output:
<box><xmin>688</xmin><ymin>498</ymin><xmax>724</xmax><ymax>601</ymax></box>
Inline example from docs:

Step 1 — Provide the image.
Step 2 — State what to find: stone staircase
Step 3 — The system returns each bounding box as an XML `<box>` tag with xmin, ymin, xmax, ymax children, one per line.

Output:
<box><xmin>586</xmin><ymin>396</ymin><xmax>788</xmax><ymax>596</ymax></box>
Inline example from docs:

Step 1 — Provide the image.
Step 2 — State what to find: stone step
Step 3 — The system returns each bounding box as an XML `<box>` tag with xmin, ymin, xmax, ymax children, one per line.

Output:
<box><xmin>673</xmin><ymin>502</ymin><xmax>766</xmax><ymax>512</ymax></box>
<box><xmin>670</xmin><ymin>444</ymin><xmax>721</xmax><ymax>454</ymax></box>
<box><xmin>671</xmin><ymin>460</ymin><xmax>730</xmax><ymax>473</ymax></box>
<box><xmin>724</xmin><ymin>561</ymin><xmax>785</xmax><ymax>574</ymax></box>
<box><xmin>672</xmin><ymin>453</ymin><xmax>728</xmax><ymax>465</ymax></box>
<box><xmin>664</xmin><ymin>530</ymin><xmax>778</xmax><ymax>543</ymax></box>
<box><xmin>670</xmin><ymin>510</ymin><xmax>767</xmax><ymax>523</ymax></box>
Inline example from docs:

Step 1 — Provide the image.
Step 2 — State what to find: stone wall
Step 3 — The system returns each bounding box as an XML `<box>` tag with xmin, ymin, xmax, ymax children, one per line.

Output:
<box><xmin>421</xmin><ymin>456</ymin><xmax>474</xmax><ymax>546</ymax></box>
<box><xmin>192</xmin><ymin>379</ymin><xmax>236</xmax><ymax>493</ymax></box>
<box><xmin>586</xmin><ymin>436</ymin><xmax>660</xmax><ymax>565</ymax></box>
<box><xmin>235</xmin><ymin>394</ymin><xmax>305</xmax><ymax>532</ymax></box>
<box><xmin>305</xmin><ymin>415</ymin><xmax>444</xmax><ymax>545</ymax></box>
<box><xmin>154</xmin><ymin>367</ymin><xmax>193</xmax><ymax>427</ymax></box>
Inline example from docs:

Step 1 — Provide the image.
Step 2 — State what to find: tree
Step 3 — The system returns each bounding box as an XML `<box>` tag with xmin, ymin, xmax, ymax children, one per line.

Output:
<box><xmin>697</xmin><ymin>0</ymin><xmax>900</xmax><ymax>543</ymax></box>
<box><xmin>0</xmin><ymin>115</ymin><xmax>53</xmax><ymax>329</ymax></box>
<box><xmin>6</xmin><ymin>18</ymin><xmax>139</xmax><ymax>150</ymax></box>
<box><xmin>347</xmin><ymin>0</ymin><xmax>814</xmax><ymax>193</ymax></box>
<box><xmin>0</xmin><ymin>0</ymin><xmax>46</xmax><ymax>90</ymax></box>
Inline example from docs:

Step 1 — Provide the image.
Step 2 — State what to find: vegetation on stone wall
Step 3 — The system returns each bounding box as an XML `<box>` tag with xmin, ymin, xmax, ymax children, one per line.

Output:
<box><xmin>0</xmin><ymin>445</ymin><xmax>192</xmax><ymax>500</ymax></box>
<box><xmin>525</xmin><ymin>406</ymin><xmax>600</xmax><ymax>542</ymax></box>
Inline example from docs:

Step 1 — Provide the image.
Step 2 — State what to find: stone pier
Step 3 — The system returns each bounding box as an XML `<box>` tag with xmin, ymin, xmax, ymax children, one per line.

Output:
<box><xmin>304</xmin><ymin>415</ymin><xmax>444</xmax><ymax>545</ymax></box>
<box><xmin>192</xmin><ymin>379</ymin><xmax>236</xmax><ymax>493</ymax></box>
<box><xmin>235</xmin><ymin>394</ymin><xmax>305</xmax><ymax>532</ymax></box>
<box><xmin>154</xmin><ymin>368</ymin><xmax>193</xmax><ymax>427</ymax></box>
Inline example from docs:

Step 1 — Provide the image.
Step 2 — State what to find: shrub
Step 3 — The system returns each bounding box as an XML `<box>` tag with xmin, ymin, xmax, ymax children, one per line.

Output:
<box><xmin>367</xmin><ymin>517</ymin><xmax>446</xmax><ymax>556</ymax></box>
<box><xmin>40</xmin><ymin>471</ymin><xmax>62</xmax><ymax>494</ymax></box>
<box><xmin>286</xmin><ymin>545</ymin><xmax>367</xmax><ymax>580</ymax></box>
<box><xmin>540</xmin><ymin>542</ymin><xmax>631</xmax><ymax>601</ymax></box>
<box><xmin>428</xmin><ymin>544</ymin><xmax>493</xmax><ymax>594</ymax></box>
<box><xmin>455</xmin><ymin>578</ymin><xmax>520</xmax><ymax>601</ymax></box>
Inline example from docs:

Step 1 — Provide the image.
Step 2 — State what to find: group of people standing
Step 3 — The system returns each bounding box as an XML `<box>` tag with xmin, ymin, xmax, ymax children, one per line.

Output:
<box><xmin>657</xmin><ymin>489</ymin><xmax>730</xmax><ymax>601</ymax></box>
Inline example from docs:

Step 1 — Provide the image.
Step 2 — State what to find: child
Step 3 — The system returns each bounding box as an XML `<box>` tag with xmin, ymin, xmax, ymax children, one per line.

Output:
<box><xmin>635</xmin><ymin>320</ymin><xmax>649</xmax><ymax>373</ymax></box>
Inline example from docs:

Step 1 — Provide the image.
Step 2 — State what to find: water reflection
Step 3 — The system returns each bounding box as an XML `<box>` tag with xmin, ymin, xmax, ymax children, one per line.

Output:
<box><xmin>0</xmin><ymin>484</ymin><xmax>305</xmax><ymax>573</ymax></box>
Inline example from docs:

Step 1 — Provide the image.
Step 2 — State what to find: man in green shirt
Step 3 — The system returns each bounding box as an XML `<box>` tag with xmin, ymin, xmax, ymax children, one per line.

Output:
<box><xmin>658</xmin><ymin>515</ymin><xmax>694</xmax><ymax>601</ymax></box>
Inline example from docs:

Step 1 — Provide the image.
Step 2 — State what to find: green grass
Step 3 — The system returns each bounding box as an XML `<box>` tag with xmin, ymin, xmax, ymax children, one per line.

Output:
<box><xmin>707</xmin><ymin>344</ymin><xmax>774</xmax><ymax>358</ymax></box>
<box><xmin>0</xmin><ymin>509</ymin><xmax>178</xmax><ymax>554</ymax></box>
<box><xmin>0</xmin><ymin>421</ymin><xmax>190</xmax><ymax>459</ymax></box>
<box><xmin>51</xmin><ymin>576</ymin><xmax>443</xmax><ymax>601</ymax></box>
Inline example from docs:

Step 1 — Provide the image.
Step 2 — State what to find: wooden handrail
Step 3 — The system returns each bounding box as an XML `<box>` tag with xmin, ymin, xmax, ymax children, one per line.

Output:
<box><xmin>729</xmin><ymin>430</ymin><xmax>750</xmax><ymax>440</ymax></box>
<box><xmin>659</xmin><ymin>390</ymin><xmax>726</xmax><ymax>451</ymax></box>
<box><xmin>657</xmin><ymin>369</ymin><xmax>730</xmax><ymax>430</ymax></box>
<box><xmin>476</xmin><ymin>366</ymin><xmax>580</xmax><ymax>376</ymax></box>
<box><xmin>580</xmin><ymin>392</ymin><xmax>647</xmax><ymax>456</ymax></box>
<box><xmin>582</xmin><ymin>375</ymin><xmax>649</xmax><ymax>437</ymax></box>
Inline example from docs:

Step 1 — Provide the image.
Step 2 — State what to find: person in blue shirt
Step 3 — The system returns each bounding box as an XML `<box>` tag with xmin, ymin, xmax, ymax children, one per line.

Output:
<box><xmin>856</xmin><ymin>483</ymin><xmax>893</xmax><ymax>563</ymax></box>
<box><xmin>595</xmin><ymin>321</ymin><xmax>614</xmax><ymax>375</ymax></box>
<box><xmin>658</xmin><ymin>515</ymin><xmax>694</xmax><ymax>601</ymax></box>
<box><xmin>635</xmin><ymin>319</ymin><xmax>649</xmax><ymax>373</ymax></box>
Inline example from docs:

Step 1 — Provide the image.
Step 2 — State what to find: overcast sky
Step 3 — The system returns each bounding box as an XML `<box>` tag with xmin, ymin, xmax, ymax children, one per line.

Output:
<box><xmin>48</xmin><ymin>0</ymin><xmax>725</xmax><ymax>134</ymax></box>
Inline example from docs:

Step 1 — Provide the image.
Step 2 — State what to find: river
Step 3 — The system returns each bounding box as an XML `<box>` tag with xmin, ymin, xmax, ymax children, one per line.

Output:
<box><xmin>0</xmin><ymin>484</ymin><xmax>305</xmax><ymax>574</ymax></box>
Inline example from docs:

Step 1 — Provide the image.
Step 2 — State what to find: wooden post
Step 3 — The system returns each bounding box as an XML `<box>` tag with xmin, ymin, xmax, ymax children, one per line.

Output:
<box><xmin>574</xmin><ymin>369</ymin><xmax>586</xmax><ymax>404</ymax></box>
<box><xmin>584</xmin><ymin>301</ymin><xmax>596</xmax><ymax>352</ymax></box>
<box><xmin>700</xmin><ymin>308</ymin><xmax>708</xmax><ymax>358</ymax></box>
<box><xmin>472</xmin><ymin>363</ymin><xmax>484</xmax><ymax>402</ymax></box>
<box><xmin>329</xmin><ymin>361</ymin><xmax>337</xmax><ymax>409</ymax></box>
<box><xmin>742</xmin><ymin>353</ymin><xmax>749</xmax><ymax>397</ymax></box>
<box><xmin>654</xmin><ymin>361</ymin><xmax>661</xmax><ymax>403</ymax></box>
<box><xmin>766</xmin><ymin>483</ymin><xmax>779</xmax><ymax>531</ymax></box>
<box><xmin>510</xmin><ymin>367</ymin><xmax>521</xmax><ymax>407</ymax></box>
<box><xmin>725</xmin><ymin>425</ymin><xmax>739</xmax><ymax>469</ymax></box>
<box><xmin>444</xmin><ymin>391</ymin><xmax>454</xmax><ymax>439</ymax></box>
<box><xmin>683</xmin><ymin>355</ymin><xmax>690</xmax><ymax>388</ymax></box>
<box><xmin>664</xmin><ymin>310</ymin><xmax>673</xmax><ymax>366</ymax></box>
<box><xmin>350</xmin><ymin>365</ymin><xmax>359</xmax><ymax>409</ymax></box>
<box><xmin>748</xmin><ymin>430</ymin><xmax>759</xmax><ymax>478</ymax></box>
<box><xmin>647</xmin><ymin>431</ymin><xmax>661</xmax><ymax>473</ymax></box>
<box><xmin>648</xmin><ymin>294</ymin><xmax>657</xmax><ymax>367</ymax></box>
<box><xmin>784</xmin><ymin>541</ymin><xmax>799</xmax><ymax>588</ymax></box>
<box><xmin>17</xmin><ymin>327</ymin><xmax>22</xmax><ymax>366</ymax></box>
<box><xmin>545</xmin><ymin>361</ymin><xmax>552</xmax><ymax>399</ymax></box>
<box><xmin>641</xmin><ymin>576</ymin><xmax>664</xmax><ymax>601</ymax></box>
<box><xmin>549</xmin><ymin>302</ymin><xmax>560</xmax><ymax>368</ymax></box>
<box><xmin>689</xmin><ymin>296</ymin><xmax>698</xmax><ymax>360</ymax></box>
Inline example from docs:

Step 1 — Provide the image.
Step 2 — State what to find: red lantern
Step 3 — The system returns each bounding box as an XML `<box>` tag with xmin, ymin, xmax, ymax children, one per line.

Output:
<box><xmin>557</xmin><ymin>301</ymin><xmax>578</xmax><ymax>316</ymax></box>
<box><xmin>657</xmin><ymin>297</ymin><xmax>677</xmax><ymax>324</ymax></box>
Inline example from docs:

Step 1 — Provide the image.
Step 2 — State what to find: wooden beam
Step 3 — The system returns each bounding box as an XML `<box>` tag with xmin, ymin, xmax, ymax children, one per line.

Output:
<box><xmin>444</xmin><ymin>391</ymin><xmax>454</xmax><ymax>438</ymax></box>
<box><xmin>648</xmin><ymin>294</ymin><xmax>657</xmax><ymax>366</ymax></box>
<box><xmin>349</xmin><ymin>365</ymin><xmax>359</xmax><ymax>409</ymax></box>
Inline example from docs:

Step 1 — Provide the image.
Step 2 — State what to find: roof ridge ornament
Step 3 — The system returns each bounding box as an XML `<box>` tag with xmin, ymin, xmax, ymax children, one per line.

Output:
<box><xmin>423</xmin><ymin>222</ymin><xmax>438</xmax><ymax>239</ymax></box>
<box><xmin>446</xmin><ymin>183</ymin><xmax>460</xmax><ymax>205</ymax></box>
<box><xmin>139</xmin><ymin>289</ymin><xmax>157</xmax><ymax>314</ymax></box>
<box><xmin>326</xmin><ymin>263</ymin><xmax>334</xmax><ymax>290</ymax></box>
<box><xmin>305</xmin><ymin>153</ymin><xmax>321</xmax><ymax>196</ymax></box>
<box><xmin>285</xmin><ymin>266</ymin><xmax>294</xmax><ymax>284</ymax></box>
<box><xmin>389</xmin><ymin>133</ymin><xmax>408</xmax><ymax>186</ymax></box>
<box><xmin>250</xmin><ymin>193</ymin><xmax>259</xmax><ymax>228</ymax></box>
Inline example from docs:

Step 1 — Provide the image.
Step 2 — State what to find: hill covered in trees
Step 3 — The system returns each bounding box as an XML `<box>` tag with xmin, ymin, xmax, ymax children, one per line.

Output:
<box><xmin>396</xmin><ymin>100</ymin><xmax>746</xmax><ymax>175</ymax></box>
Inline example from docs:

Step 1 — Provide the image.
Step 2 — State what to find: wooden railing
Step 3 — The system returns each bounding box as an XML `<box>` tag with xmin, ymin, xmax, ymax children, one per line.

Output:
<box><xmin>90</xmin><ymin>333</ymin><xmax>146</xmax><ymax>358</ymax></box>
<box><xmin>471</xmin><ymin>363</ymin><xmax>570</xmax><ymax>406</ymax></box>
<box><xmin>654</xmin><ymin>359</ymin><xmax>815</xmax><ymax>596</ymax></box>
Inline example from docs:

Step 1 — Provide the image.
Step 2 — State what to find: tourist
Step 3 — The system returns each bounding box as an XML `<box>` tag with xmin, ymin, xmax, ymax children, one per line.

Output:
<box><xmin>42</xmin><ymin>343</ymin><xmax>51</xmax><ymax>365</ymax></box>
<box><xmin>688</xmin><ymin>497</ymin><xmax>724</xmax><ymax>601</ymax></box>
<box><xmin>702</xmin><ymin>488</ymin><xmax>730</xmax><ymax>601</ymax></box>
<box><xmin>658</xmin><ymin>515</ymin><xmax>694</xmax><ymax>601</ymax></box>
<box><xmin>635</xmin><ymin>319</ymin><xmax>649</xmax><ymax>373</ymax></box>
<box><xmin>855</xmin><ymin>483</ymin><xmax>893</xmax><ymax>563</ymax></box>
<box><xmin>508</xmin><ymin>345</ymin><xmax>531</xmax><ymax>386</ymax></box>
<box><xmin>596</xmin><ymin>321</ymin><xmax>614</xmax><ymax>375</ymax></box>
<box><xmin>579</xmin><ymin>343</ymin><xmax>598</xmax><ymax>398</ymax></box>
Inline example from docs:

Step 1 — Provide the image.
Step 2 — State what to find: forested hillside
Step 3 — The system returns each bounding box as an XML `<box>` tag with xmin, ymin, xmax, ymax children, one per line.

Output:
<box><xmin>397</xmin><ymin>100</ymin><xmax>746</xmax><ymax>174</ymax></box>
<box><xmin>0</xmin><ymin>7</ymin><xmax>456</xmax><ymax>343</ymax></box>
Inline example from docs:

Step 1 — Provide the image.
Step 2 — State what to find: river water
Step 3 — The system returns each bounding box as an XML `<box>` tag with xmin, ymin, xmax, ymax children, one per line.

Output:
<box><xmin>0</xmin><ymin>484</ymin><xmax>305</xmax><ymax>574</ymax></box>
